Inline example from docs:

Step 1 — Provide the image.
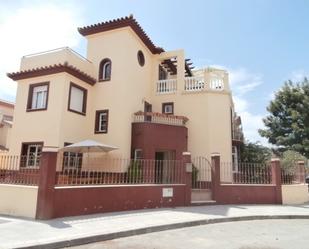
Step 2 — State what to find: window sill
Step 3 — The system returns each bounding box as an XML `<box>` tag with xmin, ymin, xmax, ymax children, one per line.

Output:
<box><xmin>68</xmin><ymin>109</ymin><xmax>86</xmax><ymax>116</ymax></box>
<box><xmin>98</xmin><ymin>78</ymin><xmax>111</xmax><ymax>82</ymax></box>
<box><xmin>94</xmin><ymin>130</ymin><xmax>108</xmax><ymax>134</ymax></box>
<box><xmin>26</xmin><ymin>108</ymin><xmax>47</xmax><ymax>112</ymax></box>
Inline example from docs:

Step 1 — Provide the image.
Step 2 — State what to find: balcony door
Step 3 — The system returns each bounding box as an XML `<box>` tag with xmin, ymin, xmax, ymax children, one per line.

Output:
<box><xmin>144</xmin><ymin>101</ymin><xmax>152</xmax><ymax>122</ymax></box>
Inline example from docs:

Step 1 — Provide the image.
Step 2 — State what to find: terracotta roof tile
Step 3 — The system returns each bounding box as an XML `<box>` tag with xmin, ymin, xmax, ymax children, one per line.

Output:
<box><xmin>78</xmin><ymin>15</ymin><xmax>164</xmax><ymax>54</ymax></box>
<box><xmin>7</xmin><ymin>62</ymin><xmax>96</xmax><ymax>85</ymax></box>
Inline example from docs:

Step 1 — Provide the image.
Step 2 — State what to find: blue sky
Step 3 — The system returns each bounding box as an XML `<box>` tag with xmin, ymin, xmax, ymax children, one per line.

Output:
<box><xmin>0</xmin><ymin>0</ymin><xmax>308</xmax><ymax>144</ymax></box>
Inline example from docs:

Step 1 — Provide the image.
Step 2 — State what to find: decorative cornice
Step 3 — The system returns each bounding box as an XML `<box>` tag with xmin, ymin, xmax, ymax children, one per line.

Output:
<box><xmin>7</xmin><ymin>62</ymin><xmax>96</xmax><ymax>85</ymax></box>
<box><xmin>78</xmin><ymin>15</ymin><xmax>164</xmax><ymax>54</ymax></box>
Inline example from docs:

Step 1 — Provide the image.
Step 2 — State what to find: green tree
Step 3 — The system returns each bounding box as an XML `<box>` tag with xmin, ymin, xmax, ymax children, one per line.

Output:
<box><xmin>281</xmin><ymin>150</ymin><xmax>307</xmax><ymax>173</ymax></box>
<box><xmin>240</xmin><ymin>142</ymin><xmax>272</xmax><ymax>164</ymax></box>
<box><xmin>259</xmin><ymin>79</ymin><xmax>309</xmax><ymax>157</ymax></box>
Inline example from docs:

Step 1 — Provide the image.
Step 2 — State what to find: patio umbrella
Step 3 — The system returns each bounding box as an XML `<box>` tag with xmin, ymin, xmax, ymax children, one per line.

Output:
<box><xmin>60</xmin><ymin>139</ymin><xmax>118</xmax><ymax>153</ymax></box>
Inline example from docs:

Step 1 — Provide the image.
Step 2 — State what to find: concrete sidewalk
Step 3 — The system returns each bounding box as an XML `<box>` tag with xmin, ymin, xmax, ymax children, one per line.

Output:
<box><xmin>1</xmin><ymin>204</ymin><xmax>309</xmax><ymax>249</ymax></box>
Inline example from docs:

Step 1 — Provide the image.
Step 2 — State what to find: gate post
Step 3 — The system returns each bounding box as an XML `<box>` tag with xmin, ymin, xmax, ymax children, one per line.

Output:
<box><xmin>297</xmin><ymin>161</ymin><xmax>305</xmax><ymax>183</ymax></box>
<box><xmin>182</xmin><ymin>152</ymin><xmax>192</xmax><ymax>206</ymax></box>
<box><xmin>211</xmin><ymin>153</ymin><xmax>221</xmax><ymax>202</ymax></box>
<box><xmin>271</xmin><ymin>158</ymin><xmax>282</xmax><ymax>204</ymax></box>
<box><xmin>36</xmin><ymin>147</ymin><xmax>58</xmax><ymax>219</ymax></box>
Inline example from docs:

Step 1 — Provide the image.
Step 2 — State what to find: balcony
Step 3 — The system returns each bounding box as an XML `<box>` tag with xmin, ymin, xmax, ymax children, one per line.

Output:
<box><xmin>232</xmin><ymin>128</ymin><xmax>244</xmax><ymax>143</ymax></box>
<box><xmin>156</xmin><ymin>75</ymin><xmax>225</xmax><ymax>94</ymax></box>
<box><xmin>132</xmin><ymin>112</ymin><xmax>188</xmax><ymax>159</ymax></box>
<box><xmin>133</xmin><ymin>111</ymin><xmax>188</xmax><ymax>126</ymax></box>
<box><xmin>20</xmin><ymin>47</ymin><xmax>94</xmax><ymax>76</ymax></box>
<box><xmin>156</xmin><ymin>79</ymin><xmax>177</xmax><ymax>94</ymax></box>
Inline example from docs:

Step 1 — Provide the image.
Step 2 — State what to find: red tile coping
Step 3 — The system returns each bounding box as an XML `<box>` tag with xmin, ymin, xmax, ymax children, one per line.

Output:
<box><xmin>78</xmin><ymin>15</ymin><xmax>164</xmax><ymax>54</ymax></box>
<box><xmin>135</xmin><ymin>111</ymin><xmax>189</xmax><ymax>123</ymax></box>
<box><xmin>7</xmin><ymin>62</ymin><xmax>96</xmax><ymax>85</ymax></box>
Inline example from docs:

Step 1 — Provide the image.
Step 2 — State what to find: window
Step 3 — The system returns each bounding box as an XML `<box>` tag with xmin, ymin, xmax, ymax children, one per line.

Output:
<box><xmin>27</xmin><ymin>82</ymin><xmax>49</xmax><ymax>111</ymax></box>
<box><xmin>134</xmin><ymin>149</ymin><xmax>142</xmax><ymax>160</ymax></box>
<box><xmin>68</xmin><ymin>82</ymin><xmax>87</xmax><ymax>115</ymax></box>
<box><xmin>95</xmin><ymin>110</ymin><xmax>109</xmax><ymax>133</ymax></box>
<box><xmin>137</xmin><ymin>50</ymin><xmax>145</xmax><ymax>66</ymax></box>
<box><xmin>62</xmin><ymin>142</ymin><xmax>82</xmax><ymax>170</ymax></box>
<box><xmin>144</xmin><ymin>101</ymin><xmax>152</xmax><ymax>122</ymax></box>
<box><xmin>21</xmin><ymin>142</ymin><xmax>43</xmax><ymax>168</ymax></box>
<box><xmin>162</xmin><ymin>102</ymin><xmax>174</xmax><ymax>115</ymax></box>
<box><xmin>232</xmin><ymin>146</ymin><xmax>239</xmax><ymax>172</ymax></box>
<box><xmin>98</xmin><ymin>58</ymin><xmax>112</xmax><ymax>81</ymax></box>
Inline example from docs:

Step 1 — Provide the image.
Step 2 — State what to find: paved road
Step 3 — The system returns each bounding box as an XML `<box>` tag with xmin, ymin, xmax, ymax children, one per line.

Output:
<box><xmin>68</xmin><ymin>219</ymin><xmax>309</xmax><ymax>249</ymax></box>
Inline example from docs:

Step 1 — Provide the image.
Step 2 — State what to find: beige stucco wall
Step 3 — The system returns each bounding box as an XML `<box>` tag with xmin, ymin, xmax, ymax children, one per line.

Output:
<box><xmin>86</xmin><ymin>27</ymin><xmax>154</xmax><ymax>158</ymax></box>
<box><xmin>282</xmin><ymin>184</ymin><xmax>309</xmax><ymax>205</ymax></box>
<box><xmin>0</xmin><ymin>102</ymin><xmax>14</xmax><ymax>150</ymax></box>
<box><xmin>8</xmin><ymin>25</ymin><xmax>235</xmax><ymax>166</ymax></box>
<box><xmin>0</xmin><ymin>124</ymin><xmax>11</xmax><ymax>149</ymax></box>
<box><xmin>0</xmin><ymin>184</ymin><xmax>38</xmax><ymax>218</ymax></box>
<box><xmin>9</xmin><ymin>73</ymin><xmax>74</xmax><ymax>155</ymax></box>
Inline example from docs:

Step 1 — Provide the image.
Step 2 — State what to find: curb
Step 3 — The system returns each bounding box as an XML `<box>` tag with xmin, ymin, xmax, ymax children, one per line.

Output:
<box><xmin>15</xmin><ymin>215</ymin><xmax>309</xmax><ymax>249</ymax></box>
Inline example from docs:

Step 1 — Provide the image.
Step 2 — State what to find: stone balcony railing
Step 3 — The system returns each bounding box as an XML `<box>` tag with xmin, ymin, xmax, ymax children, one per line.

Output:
<box><xmin>133</xmin><ymin>111</ymin><xmax>188</xmax><ymax>126</ymax></box>
<box><xmin>156</xmin><ymin>76</ymin><xmax>225</xmax><ymax>94</ymax></box>
<box><xmin>232</xmin><ymin>128</ymin><xmax>244</xmax><ymax>142</ymax></box>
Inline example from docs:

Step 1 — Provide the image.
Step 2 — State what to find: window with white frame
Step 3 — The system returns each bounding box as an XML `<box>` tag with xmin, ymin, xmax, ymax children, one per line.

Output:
<box><xmin>21</xmin><ymin>143</ymin><xmax>43</xmax><ymax>167</ymax></box>
<box><xmin>232</xmin><ymin>146</ymin><xmax>239</xmax><ymax>172</ymax></box>
<box><xmin>162</xmin><ymin>102</ymin><xmax>174</xmax><ymax>114</ymax></box>
<box><xmin>95</xmin><ymin>109</ymin><xmax>109</xmax><ymax>133</ymax></box>
<box><xmin>62</xmin><ymin>143</ymin><xmax>82</xmax><ymax>170</ymax></box>
<box><xmin>68</xmin><ymin>83</ymin><xmax>87</xmax><ymax>115</ymax></box>
<box><xmin>27</xmin><ymin>82</ymin><xmax>49</xmax><ymax>111</ymax></box>
<box><xmin>99</xmin><ymin>58</ymin><xmax>112</xmax><ymax>81</ymax></box>
<box><xmin>134</xmin><ymin>149</ymin><xmax>142</xmax><ymax>160</ymax></box>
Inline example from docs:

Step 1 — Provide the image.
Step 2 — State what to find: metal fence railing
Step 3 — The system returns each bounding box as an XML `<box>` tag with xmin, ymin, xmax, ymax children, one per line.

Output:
<box><xmin>56</xmin><ymin>157</ymin><xmax>185</xmax><ymax>186</ymax></box>
<box><xmin>281</xmin><ymin>163</ymin><xmax>305</xmax><ymax>185</ymax></box>
<box><xmin>0</xmin><ymin>155</ymin><xmax>40</xmax><ymax>185</ymax></box>
<box><xmin>220</xmin><ymin>162</ymin><xmax>272</xmax><ymax>184</ymax></box>
<box><xmin>191</xmin><ymin>157</ymin><xmax>212</xmax><ymax>189</ymax></box>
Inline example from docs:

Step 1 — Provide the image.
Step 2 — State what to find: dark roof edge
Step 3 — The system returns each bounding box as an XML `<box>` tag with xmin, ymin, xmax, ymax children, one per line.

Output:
<box><xmin>7</xmin><ymin>62</ymin><xmax>96</xmax><ymax>85</ymax></box>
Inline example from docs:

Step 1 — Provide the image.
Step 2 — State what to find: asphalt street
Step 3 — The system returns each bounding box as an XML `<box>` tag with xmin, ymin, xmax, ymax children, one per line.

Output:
<box><xmin>67</xmin><ymin>219</ymin><xmax>309</xmax><ymax>249</ymax></box>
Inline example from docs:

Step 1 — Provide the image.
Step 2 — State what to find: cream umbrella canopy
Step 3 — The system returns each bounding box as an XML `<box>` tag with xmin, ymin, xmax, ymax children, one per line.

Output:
<box><xmin>60</xmin><ymin>139</ymin><xmax>118</xmax><ymax>153</ymax></box>
<box><xmin>59</xmin><ymin>140</ymin><xmax>118</xmax><ymax>169</ymax></box>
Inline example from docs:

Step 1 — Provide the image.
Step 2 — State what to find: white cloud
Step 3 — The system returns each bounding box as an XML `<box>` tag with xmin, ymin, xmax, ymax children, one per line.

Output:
<box><xmin>210</xmin><ymin>65</ymin><xmax>268</xmax><ymax>145</ymax></box>
<box><xmin>229</xmin><ymin>68</ymin><xmax>269</xmax><ymax>145</ymax></box>
<box><xmin>289</xmin><ymin>69</ymin><xmax>309</xmax><ymax>82</ymax></box>
<box><xmin>0</xmin><ymin>2</ymin><xmax>83</xmax><ymax>102</ymax></box>
<box><xmin>229</xmin><ymin>68</ymin><xmax>263</xmax><ymax>96</ymax></box>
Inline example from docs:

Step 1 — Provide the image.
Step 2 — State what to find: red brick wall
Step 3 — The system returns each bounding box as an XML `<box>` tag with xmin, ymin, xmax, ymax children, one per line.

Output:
<box><xmin>216</xmin><ymin>184</ymin><xmax>278</xmax><ymax>204</ymax></box>
<box><xmin>52</xmin><ymin>184</ymin><xmax>186</xmax><ymax>218</ymax></box>
<box><xmin>131</xmin><ymin>123</ymin><xmax>188</xmax><ymax>160</ymax></box>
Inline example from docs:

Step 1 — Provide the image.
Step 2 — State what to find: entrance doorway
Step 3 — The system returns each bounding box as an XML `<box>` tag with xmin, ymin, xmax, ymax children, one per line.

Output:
<box><xmin>155</xmin><ymin>150</ymin><xmax>175</xmax><ymax>183</ymax></box>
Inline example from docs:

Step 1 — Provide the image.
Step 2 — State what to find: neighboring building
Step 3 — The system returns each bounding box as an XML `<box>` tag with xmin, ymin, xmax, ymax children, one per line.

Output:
<box><xmin>7</xmin><ymin>15</ymin><xmax>243</xmax><ymax>169</ymax></box>
<box><xmin>0</xmin><ymin>99</ymin><xmax>14</xmax><ymax>151</ymax></box>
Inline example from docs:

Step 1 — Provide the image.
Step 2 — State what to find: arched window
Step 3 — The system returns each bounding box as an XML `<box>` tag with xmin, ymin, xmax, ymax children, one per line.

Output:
<box><xmin>99</xmin><ymin>58</ymin><xmax>111</xmax><ymax>81</ymax></box>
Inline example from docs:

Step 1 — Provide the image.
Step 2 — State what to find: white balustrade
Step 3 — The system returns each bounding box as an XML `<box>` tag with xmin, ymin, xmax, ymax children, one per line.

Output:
<box><xmin>156</xmin><ymin>76</ymin><xmax>225</xmax><ymax>94</ymax></box>
<box><xmin>209</xmin><ymin>78</ymin><xmax>224</xmax><ymax>90</ymax></box>
<box><xmin>133</xmin><ymin>112</ymin><xmax>187</xmax><ymax>126</ymax></box>
<box><xmin>156</xmin><ymin>79</ymin><xmax>177</xmax><ymax>94</ymax></box>
<box><xmin>184</xmin><ymin>76</ymin><xmax>205</xmax><ymax>92</ymax></box>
